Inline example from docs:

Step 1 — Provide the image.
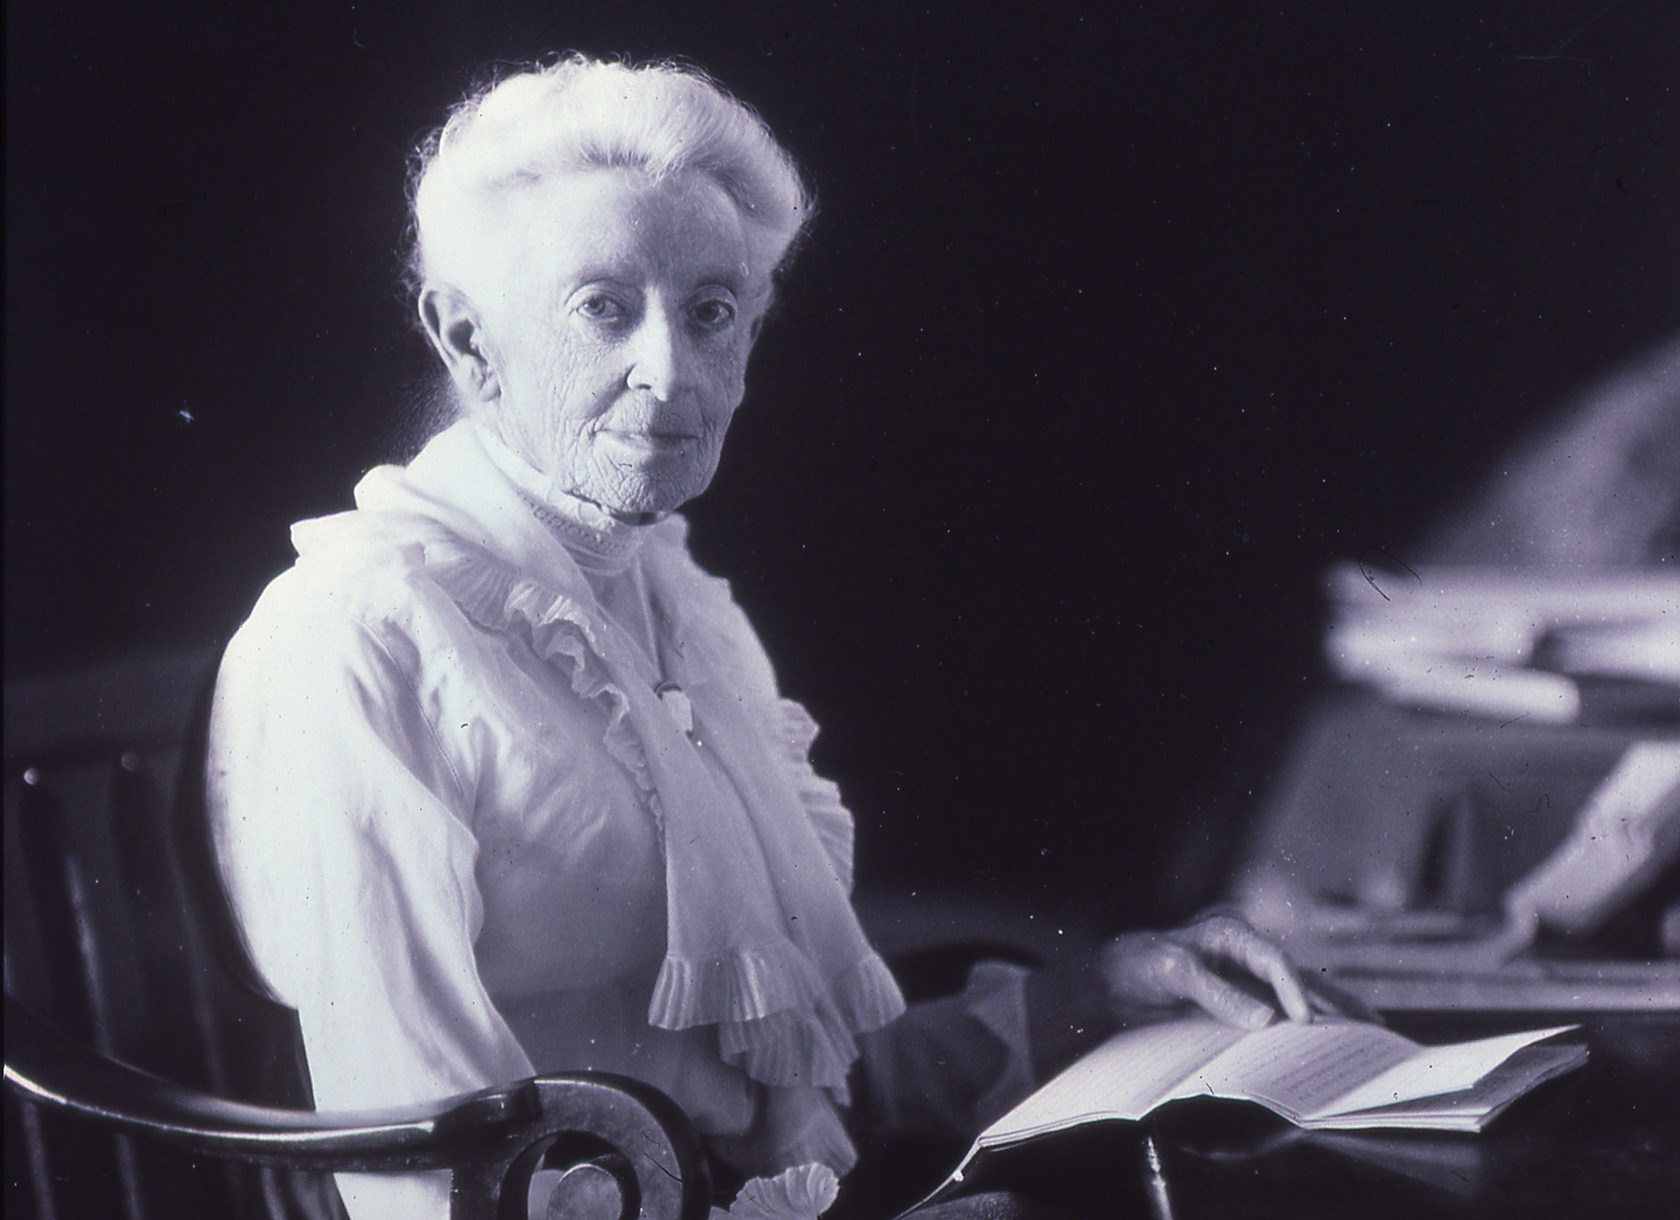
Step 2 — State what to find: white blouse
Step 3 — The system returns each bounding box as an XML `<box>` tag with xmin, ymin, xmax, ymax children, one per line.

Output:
<box><xmin>206</xmin><ymin>421</ymin><xmax>1028</xmax><ymax>1220</ymax></box>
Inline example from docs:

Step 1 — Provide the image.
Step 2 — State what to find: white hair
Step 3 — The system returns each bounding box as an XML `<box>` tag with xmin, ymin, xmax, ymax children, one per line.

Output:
<box><xmin>409</xmin><ymin>55</ymin><xmax>812</xmax><ymax>295</ymax></box>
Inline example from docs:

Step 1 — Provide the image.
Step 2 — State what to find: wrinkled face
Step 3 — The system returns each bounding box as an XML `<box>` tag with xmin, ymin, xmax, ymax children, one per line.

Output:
<box><xmin>472</xmin><ymin>168</ymin><xmax>767</xmax><ymax>517</ymax></box>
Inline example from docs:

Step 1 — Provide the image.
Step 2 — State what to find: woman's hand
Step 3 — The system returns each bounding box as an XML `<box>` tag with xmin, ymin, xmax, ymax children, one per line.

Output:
<box><xmin>1024</xmin><ymin>914</ymin><xmax>1310</xmax><ymax>1079</ymax></box>
<box><xmin>1098</xmin><ymin>915</ymin><xmax>1311</xmax><ymax>1029</ymax></box>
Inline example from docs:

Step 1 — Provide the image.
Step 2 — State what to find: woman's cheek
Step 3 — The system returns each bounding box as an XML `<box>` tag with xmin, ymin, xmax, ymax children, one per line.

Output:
<box><xmin>707</xmin><ymin>342</ymin><xmax>752</xmax><ymax>403</ymax></box>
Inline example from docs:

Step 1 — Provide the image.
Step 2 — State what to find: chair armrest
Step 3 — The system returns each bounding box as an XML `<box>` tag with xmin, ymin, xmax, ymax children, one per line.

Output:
<box><xmin>4</xmin><ymin>994</ymin><xmax>712</xmax><ymax>1218</ymax></box>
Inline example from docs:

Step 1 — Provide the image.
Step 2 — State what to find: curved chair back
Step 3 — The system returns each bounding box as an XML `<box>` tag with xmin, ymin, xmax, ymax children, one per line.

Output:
<box><xmin>5</xmin><ymin>995</ymin><xmax>710</xmax><ymax>1219</ymax></box>
<box><xmin>3</xmin><ymin>648</ymin><xmax>709</xmax><ymax>1219</ymax></box>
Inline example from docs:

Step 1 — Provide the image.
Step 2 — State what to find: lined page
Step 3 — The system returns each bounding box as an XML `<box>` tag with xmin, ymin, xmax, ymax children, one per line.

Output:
<box><xmin>1164</xmin><ymin>1019</ymin><xmax>1420</xmax><ymax>1123</ymax></box>
<box><xmin>1318</xmin><ymin>1026</ymin><xmax>1578</xmax><ymax>1120</ymax></box>
<box><xmin>1306</xmin><ymin>1043</ymin><xmax>1587</xmax><ymax>1132</ymax></box>
<box><xmin>978</xmin><ymin>1018</ymin><xmax>1244</xmax><ymax>1148</ymax></box>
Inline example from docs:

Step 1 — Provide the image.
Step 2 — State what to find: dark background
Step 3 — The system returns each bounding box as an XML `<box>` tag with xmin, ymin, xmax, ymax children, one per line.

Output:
<box><xmin>8</xmin><ymin>1</ymin><xmax>1677</xmax><ymax>929</ymax></box>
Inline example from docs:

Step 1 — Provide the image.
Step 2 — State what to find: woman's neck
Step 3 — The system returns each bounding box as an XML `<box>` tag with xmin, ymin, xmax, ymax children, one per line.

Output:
<box><xmin>472</xmin><ymin>422</ymin><xmax>652</xmax><ymax>577</ymax></box>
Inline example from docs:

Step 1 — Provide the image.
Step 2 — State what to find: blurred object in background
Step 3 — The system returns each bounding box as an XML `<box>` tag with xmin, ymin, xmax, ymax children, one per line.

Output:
<box><xmin>1321</xmin><ymin>335</ymin><xmax>1680</xmax><ymax>725</ymax></box>
<box><xmin>1236</xmin><ymin>339</ymin><xmax>1680</xmax><ymax>1013</ymax></box>
<box><xmin>1502</xmin><ymin>743</ymin><xmax>1680</xmax><ymax>939</ymax></box>
<box><xmin>1323</xmin><ymin>563</ymin><xmax>1678</xmax><ymax>725</ymax></box>
<box><xmin>1419</xmin><ymin>338</ymin><xmax>1680</xmax><ymax>569</ymax></box>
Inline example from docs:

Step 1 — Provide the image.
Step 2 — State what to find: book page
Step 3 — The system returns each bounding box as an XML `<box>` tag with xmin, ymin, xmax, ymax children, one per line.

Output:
<box><xmin>1310</xmin><ymin>1039</ymin><xmax>1586</xmax><ymax>1130</ymax></box>
<box><xmin>978</xmin><ymin>1017</ymin><xmax>1244</xmax><ymax>1148</ymax></box>
<box><xmin>1164</xmin><ymin>1019</ymin><xmax>1420</xmax><ymax>1123</ymax></box>
<box><xmin>1319</xmin><ymin>1025</ymin><xmax>1576</xmax><ymax>1119</ymax></box>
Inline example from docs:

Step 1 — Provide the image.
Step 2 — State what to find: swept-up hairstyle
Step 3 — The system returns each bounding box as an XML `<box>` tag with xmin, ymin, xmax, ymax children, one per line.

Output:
<box><xmin>409</xmin><ymin>55</ymin><xmax>812</xmax><ymax>295</ymax></box>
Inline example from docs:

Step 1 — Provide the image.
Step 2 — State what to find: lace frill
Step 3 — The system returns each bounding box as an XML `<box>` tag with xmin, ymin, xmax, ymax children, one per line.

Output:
<box><xmin>775</xmin><ymin>701</ymin><xmax>856</xmax><ymax>894</ymax></box>
<box><xmin>422</xmin><ymin>543</ymin><xmax>665</xmax><ymax>817</ymax></box>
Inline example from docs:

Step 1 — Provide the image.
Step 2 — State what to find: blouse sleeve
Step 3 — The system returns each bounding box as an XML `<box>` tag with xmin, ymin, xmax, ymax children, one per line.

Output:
<box><xmin>851</xmin><ymin>961</ymin><xmax>1036</xmax><ymax>1139</ymax></box>
<box><xmin>206</xmin><ymin>572</ymin><xmax>532</xmax><ymax>1220</ymax></box>
<box><xmin>764</xmin><ymin>691</ymin><xmax>1037</xmax><ymax>1134</ymax></box>
<box><xmin>767</xmin><ymin>701</ymin><xmax>1038</xmax><ymax>1136</ymax></box>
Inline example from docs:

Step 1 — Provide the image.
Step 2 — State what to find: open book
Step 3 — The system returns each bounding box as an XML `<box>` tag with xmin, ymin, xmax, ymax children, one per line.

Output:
<box><xmin>919</xmin><ymin>1016</ymin><xmax>1585</xmax><ymax>1209</ymax></box>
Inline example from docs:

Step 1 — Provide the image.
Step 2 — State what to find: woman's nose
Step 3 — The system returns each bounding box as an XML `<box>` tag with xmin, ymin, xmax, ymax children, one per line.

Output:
<box><xmin>625</xmin><ymin>309</ymin><xmax>692</xmax><ymax>401</ymax></box>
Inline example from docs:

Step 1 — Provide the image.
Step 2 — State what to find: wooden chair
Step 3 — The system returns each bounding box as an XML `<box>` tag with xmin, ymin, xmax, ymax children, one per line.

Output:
<box><xmin>5</xmin><ymin>995</ymin><xmax>710</xmax><ymax>1220</ymax></box>
<box><xmin>3</xmin><ymin>648</ymin><xmax>711</xmax><ymax>1219</ymax></box>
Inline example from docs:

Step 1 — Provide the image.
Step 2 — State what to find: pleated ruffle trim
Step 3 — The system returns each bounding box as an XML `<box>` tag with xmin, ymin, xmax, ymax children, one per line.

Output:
<box><xmin>651</xmin><ymin>947</ymin><xmax>904</xmax><ymax>1091</ymax></box>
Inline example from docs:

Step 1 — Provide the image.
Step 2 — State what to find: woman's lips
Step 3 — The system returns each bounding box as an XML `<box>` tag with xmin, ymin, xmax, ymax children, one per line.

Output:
<box><xmin>600</xmin><ymin>429</ymin><xmax>695</xmax><ymax>456</ymax></box>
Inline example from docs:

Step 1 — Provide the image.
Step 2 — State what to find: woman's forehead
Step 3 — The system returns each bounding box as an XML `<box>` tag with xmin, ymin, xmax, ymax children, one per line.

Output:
<box><xmin>496</xmin><ymin>167</ymin><xmax>755</xmax><ymax>290</ymax></box>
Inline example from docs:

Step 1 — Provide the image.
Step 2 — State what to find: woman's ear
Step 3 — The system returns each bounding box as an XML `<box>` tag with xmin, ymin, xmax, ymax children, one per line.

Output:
<box><xmin>418</xmin><ymin>284</ymin><xmax>499</xmax><ymax>404</ymax></box>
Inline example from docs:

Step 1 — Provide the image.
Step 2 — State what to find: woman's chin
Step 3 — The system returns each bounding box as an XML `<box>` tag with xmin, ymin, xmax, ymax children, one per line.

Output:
<box><xmin>589</xmin><ymin>461</ymin><xmax>716</xmax><ymax>520</ymax></box>
<box><xmin>590</xmin><ymin>476</ymin><xmax>701</xmax><ymax>521</ymax></box>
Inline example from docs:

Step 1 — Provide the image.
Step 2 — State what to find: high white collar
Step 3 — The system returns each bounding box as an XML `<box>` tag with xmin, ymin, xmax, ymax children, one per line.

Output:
<box><xmin>470</xmin><ymin>422</ymin><xmax>651</xmax><ymax>578</ymax></box>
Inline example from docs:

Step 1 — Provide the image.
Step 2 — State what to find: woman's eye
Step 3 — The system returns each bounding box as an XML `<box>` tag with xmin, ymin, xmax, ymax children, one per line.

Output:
<box><xmin>690</xmin><ymin>299</ymin><xmax>736</xmax><ymax>329</ymax></box>
<box><xmin>576</xmin><ymin>295</ymin><xmax>625</xmax><ymax>322</ymax></box>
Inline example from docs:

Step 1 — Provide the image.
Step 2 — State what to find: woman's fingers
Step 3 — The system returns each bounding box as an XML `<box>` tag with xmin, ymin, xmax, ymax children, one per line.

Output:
<box><xmin>1093</xmin><ymin>919</ymin><xmax>1316</xmax><ymax>1032</ymax></box>
<box><xmin>1100</xmin><ymin>938</ymin><xmax>1274</xmax><ymax>1030</ymax></box>
<box><xmin>1302</xmin><ymin>975</ymin><xmax>1384</xmax><ymax>1025</ymax></box>
<box><xmin>1157</xmin><ymin>945</ymin><xmax>1275</xmax><ymax>1029</ymax></box>
<box><xmin>1177</xmin><ymin>916</ymin><xmax>1312</xmax><ymax>1024</ymax></box>
<box><xmin>1227</xmin><ymin>928</ymin><xmax>1311</xmax><ymax>1024</ymax></box>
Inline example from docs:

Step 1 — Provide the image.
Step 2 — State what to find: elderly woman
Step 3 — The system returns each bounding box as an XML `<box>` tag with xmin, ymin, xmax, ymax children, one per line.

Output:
<box><xmin>208</xmin><ymin>56</ymin><xmax>1309</xmax><ymax>1218</ymax></box>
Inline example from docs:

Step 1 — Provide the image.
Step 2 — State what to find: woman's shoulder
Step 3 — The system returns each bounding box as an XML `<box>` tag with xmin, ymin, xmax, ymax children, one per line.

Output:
<box><xmin>226</xmin><ymin>505</ymin><xmax>474</xmax><ymax>679</ymax></box>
